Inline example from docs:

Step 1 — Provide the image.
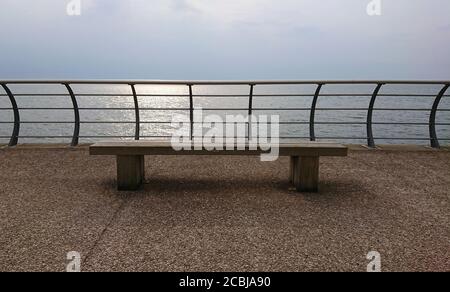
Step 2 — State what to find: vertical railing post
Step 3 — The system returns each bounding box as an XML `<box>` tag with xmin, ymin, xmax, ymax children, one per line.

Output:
<box><xmin>130</xmin><ymin>84</ymin><xmax>140</xmax><ymax>140</ymax></box>
<box><xmin>1</xmin><ymin>84</ymin><xmax>20</xmax><ymax>147</ymax></box>
<box><xmin>429</xmin><ymin>84</ymin><xmax>450</xmax><ymax>148</ymax></box>
<box><xmin>309</xmin><ymin>83</ymin><xmax>323</xmax><ymax>141</ymax></box>
<box><xmin>367</xmin><ymin>83</ymin><xmax>383</xmax><ymax>148</ymax></box>
<box><xmin>64</xmin><ymin>83</ymin><xmax>80</xmax><ymax>147</ymax></box>
<box><xmin>248</xmin><ymin>84</ymin><xmax>254</xmax><ymax>141</ymax></box>
<box><xmin>188</xmin><ymin>84</ymin><xmax>194</xmax><ymax>141</ymax></box>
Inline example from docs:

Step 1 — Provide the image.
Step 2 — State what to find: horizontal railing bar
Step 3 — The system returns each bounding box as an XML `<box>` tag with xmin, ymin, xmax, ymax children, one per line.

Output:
<box><xmin>374</xmin><ymin>122</ymin><xmax>450</xmax><ymax>125</ymax></box>
<box><xmin>192</xmin><ymin>94</ymin><xmax>449</xmax><ymax>98</ymax></box>
<box><xmin>252</xmin><ymin>94</ymin><xmax>448</xmax><ymax>97</ymax></box>
<box><xmin>2</xmin><ymin>94</ymin><xmax>186</xmax><ymax>97</ymax></box>
<box><xmin>0</xmin><ymin>136</ymin><xmax>135</xmax><ymax>138</ymax></box>
<box><xmin>2</xmin><ymin>93</ymin><xmax>448</xmax><ymax>98</ymax></box>
<box><xmin>1</xmin><ymin>107</ymin><xmax>450</xmax><ymax>112</ymax></box>
<box><xmin>200</xmin><ymin>108</ymin><xmax>450</xmax><ymax>111</ymax></box>
<box><xmin>0</xmin><ymin>108</ymin><xmax>189</xmax><ymax>110</ymax></box>
<box><xmin>2</xmin><ymin>135</ymin><xmax>448</xmax><ymax>141</ymax></box>
<box><xmin>75</xmin><ymin>94</ymin><xmax>188</xmax><ymax>97</ymax></box>
<box><xmin>1</xmin><ymin>79</ymin><xmax>450</xmax><ymax>85</ymax></box>
<box><xmin>196</xmin><ymin>94</ymin><xmax>312</xmax><ymax>97</ymax></box>
<box><xmin>0</xmin><ymin>121</ymin><xmax>178</xmax><ymax>124</ymax></box>
<box><xmin>77</xmin><ymin>94</ymin><xmax>186</xmax><ymax>97</ymax></box>
<box><xmin>208</xmin><ymin>108</ymin><xmax>450</xmax><ymax>111</ymax></box>
<box><xmin>251</xmin><ymin>108</ymin><xmax>450</xmax><ymax>111</ymax></box>
<box><xmin>1</xmin><ymin>121</ymin><xmax>449</xmax><ymax>126</ymax></box>
<box><xmin>0</xmin><ymin>94</ymin><xmax>70</xmax><ymax>97</ymax></box>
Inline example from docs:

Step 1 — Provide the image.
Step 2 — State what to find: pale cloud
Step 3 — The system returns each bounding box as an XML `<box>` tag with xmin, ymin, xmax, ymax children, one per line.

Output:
<box><xmin>0</xmin><ymin>0</ymin><xmax>449</xmax><ymax>79</ymax></box>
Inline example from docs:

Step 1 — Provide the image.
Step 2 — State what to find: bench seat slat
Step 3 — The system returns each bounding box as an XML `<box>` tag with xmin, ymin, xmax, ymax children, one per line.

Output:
<box><xmin>89</xmin><ymin>142</ymin><xmax>348</xmax><ymax>157</ymax></box>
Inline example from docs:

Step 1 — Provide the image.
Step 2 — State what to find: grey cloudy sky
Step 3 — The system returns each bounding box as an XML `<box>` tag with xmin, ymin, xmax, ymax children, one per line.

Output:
<box><xmin>0</xmin><ymin>0</ymin><xmax>449</xmax><ymax>80</ymax></box>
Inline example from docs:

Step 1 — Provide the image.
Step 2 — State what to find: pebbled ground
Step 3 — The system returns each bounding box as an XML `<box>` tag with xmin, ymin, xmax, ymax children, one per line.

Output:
<box><xmin>0</xmin><ymin>146</ymin><xmax>449</xmax><ymax>272</ymax></box>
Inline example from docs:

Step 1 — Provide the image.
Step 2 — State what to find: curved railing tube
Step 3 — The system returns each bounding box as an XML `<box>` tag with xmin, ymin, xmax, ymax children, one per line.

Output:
<box><xmin>1</xmin><ymin>84</ymin><xmax>20</xmax><ymax>146</ymax></box>
<box><xmin>130</xmin><ymin>84</ymin><xmax>140</xmax><ymax>140</ymax></box>
<box><xmin>248</xmin><ymin>84</ymin><xmax>254</xmax><ymax>139</ymax></box>
<box><xmin>188</xmin><ymin>85</ymin><xmax>194</xmax><ymax>140</ymax></box>
<box><xmin>309</xmin><ymin>84</ymin><xmax>323</xmax><ymax>141</ymax></box>
<box><xmin>367</xmin><ymin>84</ymin><xmax>384</xmax><ymax>148</ymax></box>
<box><xmin>429</xmin><ymin>84</ymin><xmax>450</xmax><ymax>148</ymax></box>
<box><xmin>63</xmin><ymin>84</ymin><xmax>80</xmax><ymax>147</ymax></box>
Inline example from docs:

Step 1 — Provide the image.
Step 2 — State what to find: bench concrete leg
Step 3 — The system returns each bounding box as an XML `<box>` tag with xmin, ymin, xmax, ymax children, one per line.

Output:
<box><xmin>116</xmin><ymin>155</ymin><xmax>145</xmax><ymax>191</ymax></box>
<box><xmin>293</xmin><ymin>156</ymin><xmax>319</xmax><ymax>192</ymax></box>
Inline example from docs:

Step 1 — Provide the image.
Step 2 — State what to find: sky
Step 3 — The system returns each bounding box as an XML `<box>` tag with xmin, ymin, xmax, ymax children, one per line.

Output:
<box><xmin>0</xmin><ymin>0</ymin><xmax>449</xmax><ymax>80</ymax></box>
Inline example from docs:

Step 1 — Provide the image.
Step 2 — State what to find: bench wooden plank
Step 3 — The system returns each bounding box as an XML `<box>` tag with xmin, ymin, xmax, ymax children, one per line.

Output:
<box><xmin>90</xmin><ymin>142</ymin><xmax>348</xmax><ymax>157</ymax></box>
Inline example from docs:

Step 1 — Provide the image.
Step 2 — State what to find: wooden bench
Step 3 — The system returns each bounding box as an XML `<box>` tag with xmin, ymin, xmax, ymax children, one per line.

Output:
<box><xmin>89</xmin><ymin>142</ymin><xmax>348</xmax><ymax>192</ymax></box>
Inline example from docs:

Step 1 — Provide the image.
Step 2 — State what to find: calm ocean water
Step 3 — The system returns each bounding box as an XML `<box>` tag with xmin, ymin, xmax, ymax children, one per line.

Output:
<box><xmin>0</xmin><ymin>83</ymin><xmax>449</xmax><ymax>145</ymax></box>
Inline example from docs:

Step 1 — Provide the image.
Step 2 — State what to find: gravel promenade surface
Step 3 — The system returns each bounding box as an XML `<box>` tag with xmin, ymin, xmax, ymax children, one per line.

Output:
<box><xmin>0</xmin><ymin>147</ymin><xmax>449</xmax><ymax>272</ymax></box>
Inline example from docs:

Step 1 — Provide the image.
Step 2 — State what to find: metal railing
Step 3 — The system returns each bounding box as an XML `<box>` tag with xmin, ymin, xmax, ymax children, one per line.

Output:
<box><xmin>0</xmin><ymin>80</ymin><xmax>449</xmax><ymax>148</ymax></box>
